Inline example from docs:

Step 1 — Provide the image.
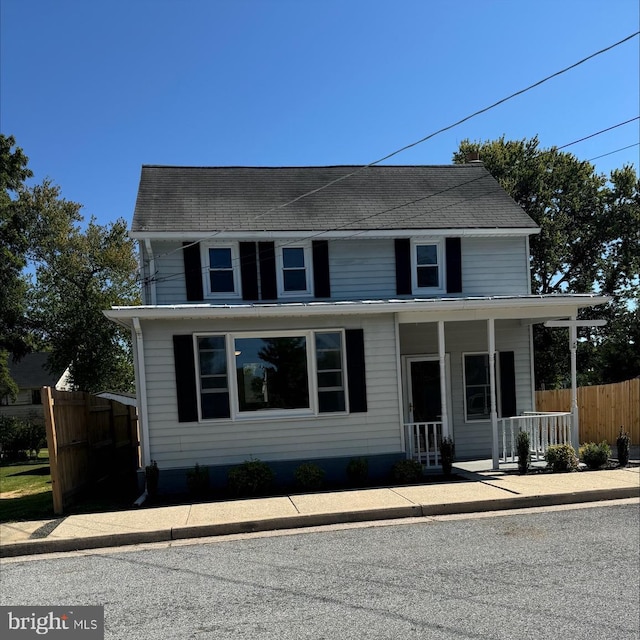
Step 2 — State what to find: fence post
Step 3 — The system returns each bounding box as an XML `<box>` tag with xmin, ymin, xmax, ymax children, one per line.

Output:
<box><xmin>42</xmin><ymin>386</ymin><xmax>64</xmax><ymax>515</ymax></box>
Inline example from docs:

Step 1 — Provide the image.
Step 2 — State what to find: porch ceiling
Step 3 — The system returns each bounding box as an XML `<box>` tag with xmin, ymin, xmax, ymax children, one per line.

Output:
<box><xmin>104</xmin><ymin>293</ymin><xmax>609</xmax><ymax>327</ymax></box>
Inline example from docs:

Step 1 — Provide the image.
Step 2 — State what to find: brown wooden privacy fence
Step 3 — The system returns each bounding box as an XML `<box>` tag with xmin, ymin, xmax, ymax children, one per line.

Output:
<box><xmin>535</xmin><ymin>378</ymin><xmax>640</xmax><ymax>445</ymax></box>
<box><xmin>43</xmin><ymin>388</ymin><xmax>140</xmax><ymax>515</ymax></box>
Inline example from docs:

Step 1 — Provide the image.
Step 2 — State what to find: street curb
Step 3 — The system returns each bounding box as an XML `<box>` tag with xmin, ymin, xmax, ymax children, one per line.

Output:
<box><xmin>1</xmin><ymin>488</ymin><xmax>638</xmax><ymax>558</ymax></box>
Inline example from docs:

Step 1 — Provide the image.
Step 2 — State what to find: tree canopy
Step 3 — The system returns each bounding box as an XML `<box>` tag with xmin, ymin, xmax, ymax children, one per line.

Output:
<box><xmin>453</xmin><ymin>137</ymin><xmax>639</xmax><ymax>388</ymax></box>
<box><xmin>0</xmin><ymin>134</ymin><xmax>140</xmax><ymax>392</ymax></box>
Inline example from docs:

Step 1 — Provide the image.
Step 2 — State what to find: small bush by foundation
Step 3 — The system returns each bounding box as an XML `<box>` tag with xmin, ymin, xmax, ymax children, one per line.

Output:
<box><xmin>391</xmin><ymin>459</ymin><xmax>423</xmax><ymax>484</ymax></box>
<box><xmin>294</xmin><ymin>462</ymin><xmax>325</xmax><ymax>491</ymax></box>
<box><xmin>346</xmin><ymin>457</ymin><xmax>369</xmax><ymax>486</ymax></box>
<box><xmin>227</xmin><ymin>458</ymin><xmax>275</xmax><ymax>497</ymax></box>
<box><xmin>579</xmin><ymin>441</ymin><xmax>611</xmax><ymax>470</ymax></box>
<box><xmin>186</xmin><ymin>463</ymin><xmax>209</xmax><ymax>496</ymax></box>
<box><xmin>545</xmin><ymin>444</ymin><xmax>579</xmax><ymax>473</ymax></box>
<box><xmin>440</xmin><ymin>437</ymin><xmax>455</xmax><ymax>477</ymax></box>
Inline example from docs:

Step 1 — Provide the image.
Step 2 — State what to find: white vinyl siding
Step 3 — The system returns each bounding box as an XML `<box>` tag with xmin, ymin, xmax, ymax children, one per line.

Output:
<box><xmin>139</xmin><ymin>314</ymin><xmax>402</xmax><ymax>469</ymax></box>
<box><xmin>462</xmin><ymin>237</ymin><xmax>529</xmax><ymax>296</ymax></box>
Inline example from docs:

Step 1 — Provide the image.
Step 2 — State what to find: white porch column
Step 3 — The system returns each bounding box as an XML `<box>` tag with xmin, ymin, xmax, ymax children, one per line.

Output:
<box><xmin>438</xmin><ymin>320</ymin><xmax>449</xmax><ymax>438</ymax></box>
<box><xmin>488</xmin><ymin>318</ymin><xmax>499</xmax><ymax>470</ymax></box>
<box><xmin>570</xmin><ymin>315</ymin><xmax>580</xmax><ymax>452</ymax></box>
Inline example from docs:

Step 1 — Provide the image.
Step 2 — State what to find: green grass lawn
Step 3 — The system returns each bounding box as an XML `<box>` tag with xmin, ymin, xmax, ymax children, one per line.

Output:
<box><xmin>0</xmin><ymin>458</ymin><xmax>54</xmax><ymax>522</ymax></box>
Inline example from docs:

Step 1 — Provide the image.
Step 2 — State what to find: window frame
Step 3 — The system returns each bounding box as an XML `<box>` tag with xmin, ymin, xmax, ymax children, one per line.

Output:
<box><xmin>411</xmin><ymin>238</ymin><xmax>445</xmax><ymax>294</ymax></box>
<box><xmin>194</xmin><ymin>329</ymin><xmax>348</xmax><ymax>422</ymax></box>
<box><xmin>462</xmin><ymin>351</ymin><xmax>502</xmax><ymax>423</ymax></box>
<box><xmin>201</xmin><ymin>243</ymin><xmax>241</xmax><ymax>299</ymax></box>
<box><xmin>275</xmin><ymin>242</ymin><xmax>313</xmax><ymax>298</ymax></box>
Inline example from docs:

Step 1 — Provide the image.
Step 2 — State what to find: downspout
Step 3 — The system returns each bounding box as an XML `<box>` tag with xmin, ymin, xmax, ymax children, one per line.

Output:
<box><xmin>438</xmin><ymin>320</ymin><xmax>449</xmax><ymax>439</ymax></box>
<box><xmin>133</xmin><ymin>317</ymin><xmax>151</xmax><ymax>469</ymax></box>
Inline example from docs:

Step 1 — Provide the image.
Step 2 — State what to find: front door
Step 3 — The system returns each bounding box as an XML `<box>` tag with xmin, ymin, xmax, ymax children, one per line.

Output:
<box><xmin>408</xmin><ymin>359</ymin><xmax>441</xmax><ymax>423</ymax></box>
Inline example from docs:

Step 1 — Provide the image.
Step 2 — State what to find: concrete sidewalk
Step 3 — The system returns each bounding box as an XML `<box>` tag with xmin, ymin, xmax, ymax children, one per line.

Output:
<box><xmin>1</xmin><ymin>465</ymin><xmax>638</xmax><ymax>558</ymax></box>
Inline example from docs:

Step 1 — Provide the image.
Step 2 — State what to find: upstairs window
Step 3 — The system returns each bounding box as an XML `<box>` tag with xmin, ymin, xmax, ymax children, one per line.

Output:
<box><xmin>412</xmin><ymin>241</ymin><xmax>443</xmax><ymax>292</ymax></box>
<box><xmin>204</xmin><ymin>245</ymin><xmax>240</xmax><ymax>297</ymax></box>
<box><xmin>277</xmin><ymin>244</ymin><xmax>312</xmax><ymax>296</ymax></box>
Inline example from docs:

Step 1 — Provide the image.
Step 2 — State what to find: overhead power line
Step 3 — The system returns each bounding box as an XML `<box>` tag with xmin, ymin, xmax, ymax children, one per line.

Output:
<box><xmin>557</xmin><ymin>117</ymin><xmax>640</xmax><ymax>150</ymax></box>
<box><xmin>588</xmin><ymin>143</ymin><xmax>640</xmax><ymax>161</ymax></box>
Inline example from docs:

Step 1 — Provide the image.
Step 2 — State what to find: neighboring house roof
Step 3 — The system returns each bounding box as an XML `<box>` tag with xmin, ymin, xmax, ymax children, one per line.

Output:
<box><xmin>132</xmin><ymin>164</ymin><xmax>538</xmax><ymax>233</ymax></box>
<box><xmin>8</xmin><ymin>353</ymin><xmax>66</xmax><ymax>389</ymax></box>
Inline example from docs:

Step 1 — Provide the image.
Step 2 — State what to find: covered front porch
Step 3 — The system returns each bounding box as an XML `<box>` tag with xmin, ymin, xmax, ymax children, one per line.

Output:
<box><xmin>395</xmin><ymin>294</ymin><xmax>606</xmax><ymax>470</ymax></box>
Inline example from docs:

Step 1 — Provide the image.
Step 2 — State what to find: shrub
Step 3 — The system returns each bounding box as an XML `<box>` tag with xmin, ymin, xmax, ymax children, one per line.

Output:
<box><xmin>228</xmin><ymin>458</ymin><xmax>275</xmax><ymax>497</ymax></box>
<box><xmin>616</xmin><ymin>427</ymin><xmax>631</xmax><ymax>467</ymax></box>
<box><xmin>186</xmin><ymin>462</ymin><xmax>210</xmax><ymax>496</ymax></box>
<box><xmin>346</xmin><ymin>457</ymin><xmax>369</xmax><ymax>486</ymax></box>
<box><xmin>579</xmin><ymin>441</ymin><xmax>611</xmax><ymax>470</ymax></box>
<box><xmin>293</xmin><ymin>462</ymin><xmax>325</xmax><ymax>491</ymax></box>
<box><xmin>440</xmin><ymin>437</ymin><xmax>455</xmax><ymax>477</ymax></box>
<box><xmin>545</xmin><ymin>444</ymin><xmax>579</xmax><ymax>473</ymax></box>
<box><xmin>516</xmin><ymin>430</ymin><xmax>531</xmax><ymax>475</ymax></box>
<box><xmin>145</xmin><ymin>460</ymin><xmax>159</xmax><ymax>497</ymax></box>
<box><xmin>0</xmin><ymin>415</ymin><xmax>46</xmax><ymax>461</ymax></box>
<box><xmin>391</xmin><ymin>459</ymin><xmax>423</xmax><ymax>484</ymax></box>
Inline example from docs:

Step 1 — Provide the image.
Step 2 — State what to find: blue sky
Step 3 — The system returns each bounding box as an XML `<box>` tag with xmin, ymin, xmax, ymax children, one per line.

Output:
<box><xmin>1</xmin><ymin>0</ymin><xmax>638</xmax><ymax>229</ymax></box>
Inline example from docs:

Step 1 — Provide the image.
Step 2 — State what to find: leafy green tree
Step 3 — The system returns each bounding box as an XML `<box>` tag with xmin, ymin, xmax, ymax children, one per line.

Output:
<box><xmin>1</xmin><ymin>135</ymin><xmax>35</xmax><ymax>360</ymax></box>
<box><xmin>30</xmin><ymin>217</ymin><xmax>140</xmax><ymax>392</ymax></box>
<box><xmin>1</xmin><ymin>134</ymin><xmax>140</xmax><ymax>392</ymax></box>
<box><xmin>453</xmin><ymin>137</ymin><xmax>639</xmax><ymax>388</ymax></box>
<box><xmin>0</xmin><ymin>350</ymin><xmax>19</xmax><ymax>403</ymax></box>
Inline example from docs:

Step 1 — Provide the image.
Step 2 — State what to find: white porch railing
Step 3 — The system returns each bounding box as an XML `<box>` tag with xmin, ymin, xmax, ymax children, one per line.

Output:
<box><xmin>404</xmin><ymin>422</ymin><xmax>443</xmax><ymax>468</ymax></box>
<box><xmin>499</xmin><ymin>412</ymin><xmax>573</xmax><ymax>463</ymax></box>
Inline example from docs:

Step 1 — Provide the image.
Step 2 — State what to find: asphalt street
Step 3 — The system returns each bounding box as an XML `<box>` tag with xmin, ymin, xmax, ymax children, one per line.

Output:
<box><xmin>1</xmin><ymin>503</ymin><xmax>639</xmax><ymax>640</ymax></box>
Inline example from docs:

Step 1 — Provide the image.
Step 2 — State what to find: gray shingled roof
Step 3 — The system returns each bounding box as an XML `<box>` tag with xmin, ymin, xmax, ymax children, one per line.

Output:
<box><xmin>132</xmin><ymin>164</ymin><xmax>538</xmax><ymax>233</ymax></box>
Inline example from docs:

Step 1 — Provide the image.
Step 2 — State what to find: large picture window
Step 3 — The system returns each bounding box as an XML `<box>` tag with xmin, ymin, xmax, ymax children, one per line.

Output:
<box><xmin>195</xmin><ymin>330</ymin><xmax>347</xmax><ymax>420</ymax></box>
<box><xmin>234</xmin><ymin>336</ymin><xmax>309</xmax><ymax>412</ymax></box>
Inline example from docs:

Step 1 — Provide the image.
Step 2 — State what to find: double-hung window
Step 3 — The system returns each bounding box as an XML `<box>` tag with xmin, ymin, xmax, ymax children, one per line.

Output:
<box><xmin>276</xmin><ymin>244</ymin><xmax>312</xmax><ymax>296</ymax></box>
<box><xmin>412</xmin><ymin>240</ymin><xmax>443</xmax><ymax>293</ymax></box>
<box><xmin>204</xmin><ymin>245</ymin><xmax>239</xmax><ymax>297</ymax></box>
<box><xmin>195</xmin><ymin>330</ymin><xmax>346</xmax><ymax>420</ymax></box>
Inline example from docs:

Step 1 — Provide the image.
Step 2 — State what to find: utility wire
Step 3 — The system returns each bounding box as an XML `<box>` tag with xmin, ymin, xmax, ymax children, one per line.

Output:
<box><xmin>557</xmin><ymin>116</ymin><xmax>639</xmax><ymax>150</ymax></box>
<box><xmin>144</xmin><ymin>30</ymin><xmax>640</xmax><ymax>270</ymax></box>
<box><xmin>588</xmin><ymin>143</ymin><xmax>640</xmax><ymax>162</ymax></box>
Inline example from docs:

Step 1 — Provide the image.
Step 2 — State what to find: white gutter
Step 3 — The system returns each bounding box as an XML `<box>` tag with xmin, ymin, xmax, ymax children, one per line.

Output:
<box><xmin>105</xmin><ymin>294</ymin><xmax>610</xmax><ymax>324</ymax></box>
<box><xmin>130</xmin><ymin>227</ymin><xmax>541</xmax><ymax>241</ymax></box>
<box><xmin>132</xmin><ymin>317</ymin><xmax>151</xmax><ymax>468</ymax></box>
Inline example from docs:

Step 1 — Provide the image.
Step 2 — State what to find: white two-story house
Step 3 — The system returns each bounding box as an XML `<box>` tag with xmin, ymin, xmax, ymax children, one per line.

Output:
<box><xmin>105</xmin><ymin>163</ymin><xmax>607</xmax><ymax>491</ymax></box>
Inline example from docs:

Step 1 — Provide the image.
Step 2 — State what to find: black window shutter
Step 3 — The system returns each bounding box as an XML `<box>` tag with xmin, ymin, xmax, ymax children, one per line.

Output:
<box><xmin>499</xmin><ymin>351</ymin><xmax>517</xmax><ymax>418</ymax></box>
<box><xmin>312</xmin><ymin>240</ymin><xmax>331</xmax><ymax>298</ymax></box>
<box><xmin>445</xmin><ymin>237</ymin><xmax>462</xmax><ymax>293</ymax></box>
<box><xmin>183</xmin><ymin>242</ymin><xmax>204</xmax><ymax>301</ymax></box>
<box><xmin>173</xmin><ymin>335</ymin><xmax>199</xmax><ymax>423</ymax></box>
<box><xmin>239</xmin><ymin>242</ymin><xmax>259</xmax><ymax>301</ymax></box>
<box><xmin>258</xmin><ymin>241</ymin><xmax>277</xmax><ymax>300</ymax></box>
<box><xmin>394</xmin><ymin>239</ymin><xmax>411</xmax><ymax>295</ymax></box>
<box><xmin>345</xmin><ymin>329</ymin><xmax>367</xmax><ymax>413</ymax></box>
